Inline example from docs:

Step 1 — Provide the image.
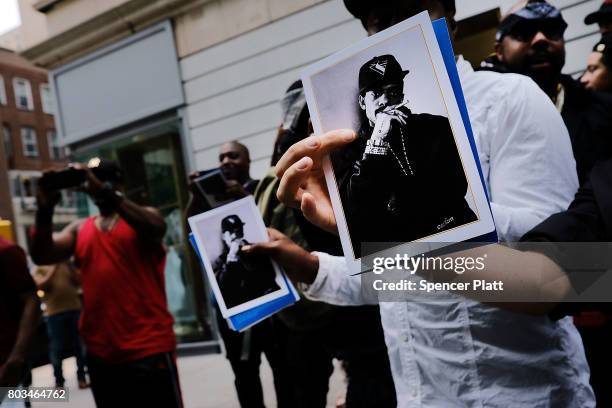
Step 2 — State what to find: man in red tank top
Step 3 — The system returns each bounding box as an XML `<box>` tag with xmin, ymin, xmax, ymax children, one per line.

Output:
<box><xmin>31</xmin><ymin>160</ymin><xmax>182</xmax><ymax>408</ymax></box>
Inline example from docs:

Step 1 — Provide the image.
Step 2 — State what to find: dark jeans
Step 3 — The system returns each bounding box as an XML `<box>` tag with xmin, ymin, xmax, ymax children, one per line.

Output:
<box><xmin>216</xmin><ymin>310</ymin><xmax>288</xmax><ymax>408</ymax></box>
<box><xmin>87</xmin><ymin>352</ymin><xmax>182</xmax><ymax>408</ymax></box>
<box><xmin>273</xmin><ymin>306</ymin><xmax>396</xmax><ymax>408</ymax></box>
<box><xmin>273</xmin><ymin>320</ymin><xmax>335</xmax><ymax>408</ymax></box>
<box><xmin>45</xmin><ymin>309</ymin><xmax>87</xmax><ymax>386</ymax></box>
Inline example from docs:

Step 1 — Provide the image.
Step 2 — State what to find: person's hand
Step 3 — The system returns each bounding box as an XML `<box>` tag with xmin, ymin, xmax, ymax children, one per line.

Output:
<box><xmin>242</xmin><ymin>228</ymin><xmax>319</xmax><ymax>284</ymax></box>
<box><xmin>371</xmin><ymin>107</ymin><xmax>408</xmax><ymax>142</ymax></box>
<box><xmin>74</xmin><ymin>163</ymin><xmax>105</xmax><ymax>198</ymax></box>
<box><xmin>36</xmin><ymin>170</ymin><xmax>62</xmax><ymax>211</ymax></box>
<box><xmin>224</xmin><ymin>180</ymin><xmax>249</xmax><ymax>199</ymax></box>
<box><xmin>227</xmin><ymin>239</ymin><xmax>241</xmax><ymax>262</ymax></box>
<box><xmin>0</xmin><ymin>354</ymin><xmax>25</xmax><ymax>387</ymax></box>
<box><xmin>274</xmin><ymin>129</ymin><xmax>356</xmax><ymax>235</ymax></box>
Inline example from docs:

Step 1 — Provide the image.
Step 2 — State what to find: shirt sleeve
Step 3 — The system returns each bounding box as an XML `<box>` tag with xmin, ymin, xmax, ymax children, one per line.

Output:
<box><xmin>487</xmin><ymin>75</ymin><xmax>578</xmax><ymax>241</ymax></box>
<box><xmin>303</xmin><ymin>252</ymin><xmax>370</xmax><ymax>306</ymax></box>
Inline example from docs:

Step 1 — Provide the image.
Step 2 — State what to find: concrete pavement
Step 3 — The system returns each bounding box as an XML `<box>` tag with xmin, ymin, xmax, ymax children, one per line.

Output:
<box><xmin>29</xmin><ymin>354</ymin><xmax>346</xmax><ymax>407</ymax></box>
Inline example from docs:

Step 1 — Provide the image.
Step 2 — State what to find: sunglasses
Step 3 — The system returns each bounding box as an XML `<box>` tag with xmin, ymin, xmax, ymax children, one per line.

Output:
<box><xmin>507</xmin><ymin>20</ymin><xmax>567</xmax><ymax>42</ymax></box>
<box><xmin>370</xmin><ymin>86</ymin><xmax>404</xmax><ymax>100</ymax></box>
<box><xmin>219</xmin><ymin>151</ymin><xmax>241</xmax><ymax>162</ymax></box>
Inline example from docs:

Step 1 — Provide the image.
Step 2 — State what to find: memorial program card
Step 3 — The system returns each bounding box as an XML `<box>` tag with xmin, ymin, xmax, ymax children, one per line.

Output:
<box><xmin>301</xmin><ymin>12</ymin><xmax>496</xmax><ymax>273</ymax></box>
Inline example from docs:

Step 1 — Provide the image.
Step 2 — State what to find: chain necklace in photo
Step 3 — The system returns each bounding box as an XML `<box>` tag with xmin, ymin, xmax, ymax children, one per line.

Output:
<box><xmin>389</xmin><ymin>126</ymin><xmax>414</xmax><ymax>177</ymax></box>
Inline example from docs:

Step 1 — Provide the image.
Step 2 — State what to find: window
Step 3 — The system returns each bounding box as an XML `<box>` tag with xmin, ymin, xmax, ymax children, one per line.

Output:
<box><xmin>60</xmin><ymin>190</ymin><xmax>76</xmax><ymax>209</ymax></box>
<box><xmin>0</xmin><ymin>76</ymin><xmax>6</xmax><ymax>105</ymax></box>
<box><xmin>3</xmin><ymin>124</ymin><xmax>11</xmax><ymax>158</ymax></box>
<box><xmin>13</xmin><ymin>78</ymin><xmax>33</xmax><ymax>110</ymax></box>
<box><xmin>21</xmin><ymin>127</ymin><xmax>39</xmax><ymax>157</ymax></box>
<box><xmin>47</xmin><ymin>129</ymin><xmax>63</xmax><ymax>160</ymax></box>
<box><xmin>40</xmin><ymin>84</ymin><xmax>54</xmax><ymax>114</ymax></box>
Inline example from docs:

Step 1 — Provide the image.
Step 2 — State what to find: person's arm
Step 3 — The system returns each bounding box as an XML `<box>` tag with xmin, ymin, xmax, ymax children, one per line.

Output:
<box><xmin>0</xmin><ymin>293</ymin><xmax>40</xmax><ymax>386</ymax></box>
<box><xmin>0</xmin><ymin>246</ymin><xmax>41</xmax><ymax>387</ymax></box>
<box><xmin>242</xmin><ymin>228</ymin><xmax>369</xmax><ymax>306</ymax></box>
<box><xmin>486</xmin><ymin>76</ymin><xmax>578</xmax><ymax>241</ymax></box>
<box><xmin>116</xmin><ymin>201</ymin><xmax>167</xmax><ymax>243</ymax></box>
<box><xmin>31</xmin><ymin>202</ymin><xmax>82</xmax><ymax>266</ymax></box>
<box><xmin>416</xmin><ymin>244</ymin><xmax>571</xmax><ymax>315</ymax></box>
<box><xmin>78</xmin><ymin>165</ymin><xmax>167</xmax><ymax>243</ymax></box>
<box><xmin>245</xmin><ymin>229</ymin><xmax>570</xmax><ymax>314</ymax></box>
<box><xmin>33</xmin><ymin>266</ymin><xmax>56</xmax><ymax>292</ymax></box>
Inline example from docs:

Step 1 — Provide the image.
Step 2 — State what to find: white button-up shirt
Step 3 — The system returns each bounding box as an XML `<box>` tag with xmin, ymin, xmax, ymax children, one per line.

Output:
<box><xmin>308</xmin><ymin>252</ymin><xmax>594</xmax><ymax>408</ymax></box>
<box><xmin>456</xmin><ymin>57</ymin><xmax>578</xmax><ymax>241</ymax></box>
<box><xmin>305</xmin><ymin>59</ymin><xmax>591</xmax><ymax>407</ymax></box>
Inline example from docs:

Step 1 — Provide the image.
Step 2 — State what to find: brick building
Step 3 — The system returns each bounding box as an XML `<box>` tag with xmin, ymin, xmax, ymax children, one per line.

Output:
<box><xmin>0</xmin><ymin>47</ymin><xmax>76</xmax><ymax>250</ymax></box>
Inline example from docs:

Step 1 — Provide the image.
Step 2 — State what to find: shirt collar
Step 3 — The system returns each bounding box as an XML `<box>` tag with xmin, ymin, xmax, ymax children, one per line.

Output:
<box><xmin>456</xmin><ymin>55</ymin><xmax>474</xmax><ymax>81</ymax></box>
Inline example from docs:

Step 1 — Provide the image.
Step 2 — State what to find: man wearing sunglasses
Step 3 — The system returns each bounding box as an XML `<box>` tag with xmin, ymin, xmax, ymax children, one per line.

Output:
<box><xmin>489</xmin><ymin>0</ymin><xmax>612</xmax><ymax>185</ymax></box>
<box><xmin>339</xmin><ymin>54</ymin><xmax>476</xmax><ymax>257</ymax></box>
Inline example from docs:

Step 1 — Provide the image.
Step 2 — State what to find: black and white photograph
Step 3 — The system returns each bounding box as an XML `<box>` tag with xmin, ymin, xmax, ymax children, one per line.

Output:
<box><xmin>188</xmin><ymin>196</ymin><xmax>289</xmax><ymax>317</ymax></box>
<box><xmin>302</xmin><ymin>12</ymin><xmax>495</xmax><ymax>269</ymax></box>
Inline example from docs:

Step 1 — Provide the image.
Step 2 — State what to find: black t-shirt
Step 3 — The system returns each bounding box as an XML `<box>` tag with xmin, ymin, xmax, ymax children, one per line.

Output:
<box><xmin>0</xmin><ymin>238</ymin><xmax>35</xmax><ymax>364</ymax></box>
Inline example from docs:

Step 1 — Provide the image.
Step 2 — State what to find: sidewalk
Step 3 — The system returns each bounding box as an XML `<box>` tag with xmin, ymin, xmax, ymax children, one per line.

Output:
<box><xmin>29</xmin><ymin>354</ymin><xmax>346</xmax><ymax>407</ymax></box>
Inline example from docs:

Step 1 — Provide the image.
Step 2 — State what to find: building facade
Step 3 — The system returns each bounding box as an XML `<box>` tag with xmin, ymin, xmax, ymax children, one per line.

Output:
<box><xmin>5</xmin><ymin>0</ymin><xmax>601</xmax><ymax>346</ymax></box>
<box><xmin>0</xmin><ymin>47</ymin><xmax>75</xmax><ymax>250</ymax></box>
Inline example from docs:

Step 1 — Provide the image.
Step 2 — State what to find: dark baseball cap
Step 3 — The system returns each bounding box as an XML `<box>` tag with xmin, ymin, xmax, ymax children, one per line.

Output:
<box><xmin>221</xmin><ymin>215</ymin><xmax>245</xmax><ymax>233</ymax></box>
<box><xmin>359</xmin><ymin>55</ymin><xmax>409</xmax><ymax>94</ymax></box>
<box><xmin>496</xmin><ymin>1</ymin><xmax>567</xmax><ymax>42</ymax></box>
<box><xmin>344</xmin><ymin>0</ymin><xmax>456</xmax><ymax>25</ymax></box>
<box><xmin>585</xmin><ymin>0</ymin><xmax>612</xmax><ymax>25</ymax></box>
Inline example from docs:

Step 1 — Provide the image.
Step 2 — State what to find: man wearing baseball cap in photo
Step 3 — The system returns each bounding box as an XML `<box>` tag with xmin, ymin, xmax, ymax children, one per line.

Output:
<box><xmin>585</xmin><ymin>0</ymin><xmax>612</xmax><ymax>35</ymax></box>
<box><xmin>336</xmin><ymin>53</ymin><xmax>476</xmax><ymax>258</ymax></box>
<box><xmin>581</xmin><ymin>35</ymin><xmax>612</xmax><ymax>92</ymax></box>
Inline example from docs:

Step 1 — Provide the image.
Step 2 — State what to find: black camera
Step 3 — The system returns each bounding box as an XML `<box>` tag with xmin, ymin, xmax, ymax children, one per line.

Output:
<box><xmin>39</xmin><ymin>167</ymin><xmax>88</xmax><ymax>191</ymax></box>
<box><xmin>39</xmin><ymin>159</ymin><xmax>123</xmax><ymax>191</ymax></box>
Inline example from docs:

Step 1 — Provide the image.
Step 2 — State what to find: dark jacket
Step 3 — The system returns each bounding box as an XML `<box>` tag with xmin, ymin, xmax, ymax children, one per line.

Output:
<box><xmin>478</xmin><ymin>56</ymin><xmax>612</xmax><ymax>185</ymax></box>
<box><xmin>559</xmin><ymin>75</ymin><xmax>612</xmax><ymax>184</ymax></box>
<box><xmin>336</xmin><ymin>107</ymin><xmax>476</xmax><ymax>258</ymax></box>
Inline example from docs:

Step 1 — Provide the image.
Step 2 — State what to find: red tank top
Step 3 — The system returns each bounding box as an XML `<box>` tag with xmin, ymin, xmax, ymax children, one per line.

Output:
<box><xmin>74</xmin><ymin>216</ymin><xmax>175</xmax><ymax>363</ymax></box>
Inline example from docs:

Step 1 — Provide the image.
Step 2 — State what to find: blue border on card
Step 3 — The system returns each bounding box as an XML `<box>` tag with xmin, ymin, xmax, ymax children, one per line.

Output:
<box><xmin>433</xmin><ymin>18</ymin><xmax>498</xmax><ymax>243</ymax></box>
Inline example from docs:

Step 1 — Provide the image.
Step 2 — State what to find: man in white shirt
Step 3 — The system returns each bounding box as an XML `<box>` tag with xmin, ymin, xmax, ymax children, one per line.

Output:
<box><xmin>241</xmin><ymin>1</ymin><xmax>593</xmax><ymax>407</ymax></box>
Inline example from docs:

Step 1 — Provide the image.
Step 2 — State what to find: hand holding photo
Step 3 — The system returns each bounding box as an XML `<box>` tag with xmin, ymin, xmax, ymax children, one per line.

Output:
<box><xmin>301</xmin><ymin>12</ymin><xmax>496</xmax><ymax>272</ymax></box>
<box><xmin>188</xmin><ymin>196</ymin><xmax>291</xmax><ymax>317</ymax></box>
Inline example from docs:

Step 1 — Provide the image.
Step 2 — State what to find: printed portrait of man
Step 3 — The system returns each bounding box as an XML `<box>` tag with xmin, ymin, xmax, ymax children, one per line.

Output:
<box><xmin>212</xmin><ymin>214</ymin><xmax>280</xmax><ymax>308</ymax></box>
<box><xmin>334</xmin><ymin>54</ymin><xmax>477</xmax><ymax>258</ymax></box>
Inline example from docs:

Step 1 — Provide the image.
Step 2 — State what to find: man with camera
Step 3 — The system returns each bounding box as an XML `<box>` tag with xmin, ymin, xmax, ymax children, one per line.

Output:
<box><xmin>31</xmin><ymin>160</ymin><xmax>182</xmax><ymax>408</ymax></box>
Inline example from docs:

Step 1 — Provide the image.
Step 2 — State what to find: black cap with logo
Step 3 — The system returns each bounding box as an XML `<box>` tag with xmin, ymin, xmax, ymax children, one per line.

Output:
<box><xmin>358</xmin><ymin>55</ymin><xmax>409</xmax><ymax>94</ymax></box>
<box><xmin>221</xmin><ymin>215</ymin><xmax>245</xmax><ymax>233</ymax></box>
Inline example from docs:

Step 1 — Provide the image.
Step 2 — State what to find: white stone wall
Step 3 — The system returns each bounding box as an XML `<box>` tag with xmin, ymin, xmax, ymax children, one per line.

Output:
<box><xmin>179</xmin><ymin>0</ymin><xmax>600</xmax><ymax>177</ymax></box>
